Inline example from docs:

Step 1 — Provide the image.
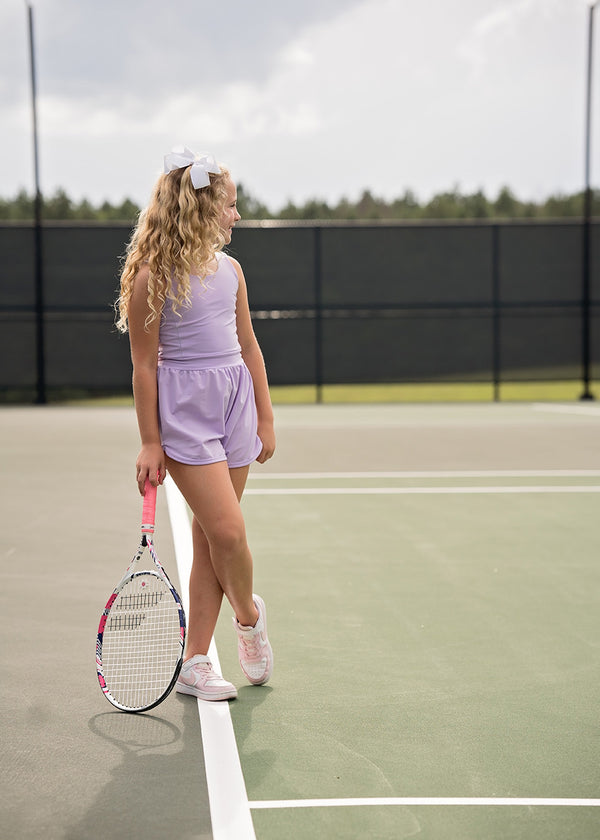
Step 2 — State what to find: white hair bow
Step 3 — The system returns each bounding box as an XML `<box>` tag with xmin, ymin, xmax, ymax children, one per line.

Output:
<box><xmin>163</xmin><ymin>146</ymin><xmax>221</xmax><ymax>189</ymax></box>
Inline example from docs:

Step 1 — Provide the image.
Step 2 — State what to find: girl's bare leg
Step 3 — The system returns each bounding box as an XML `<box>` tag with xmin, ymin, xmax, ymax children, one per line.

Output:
<box><xmin>186</xmin><ymin>518</ymin><xmax>223</xmax><ymax>656</ymax></box>
<box><xmin>166</xmin><ymin>457</ymin><xmax>259</xmax><ymax>658</ymax></box>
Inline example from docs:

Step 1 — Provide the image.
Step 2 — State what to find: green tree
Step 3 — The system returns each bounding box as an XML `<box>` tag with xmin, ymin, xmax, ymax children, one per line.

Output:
<box><xmin>236</xmin><ymin>183</ymin><xmax>270</xmax><ymax>219</ymax></box>
<box><xmin>333</xmin><ymin>196</ymin><xmax>358</xmax><ymax>220</ymax></box>
<box><xmin>97</xmin><ymin>200</ymin><xmax>117</xmax><ymax>221</ymax></box>
<box><xmin>461</xmin><ymin>189</ymin><xmax>490</xmax><ymax>219</ymax></box>
<box><xmin>494</xmin><ymin>186</ymin><xmax>519</xmax><ymax>217</ymax></box>
<box><xmin>3</xmin><ymin>189</ymin><xmax>34</xmax><ymax>220</ymax></box>
<box><xmin>44</xmin><ymin>188</ymin><xmax>74</xmax><ymax>220</ymax></box>
<box><xmin>276</xmin><ymin>199</ymin><xmax>302</xmax><ymax>220</ymax></box>
<box><xmin>0</xmin><ymin>184</ymin><xmax>597</xmax><ymax>222</ymax></box>
<box><xmin>422</xmin><ymin>188</ymin><xmax>461</xmax><ymax>219</ymax></box>
<box><xmin>114</xmin><ymin>198</ymin><xmax>140</xmax><ymax>222</ymax></box>
<box><xmin>541</xmin><ymin>192</ymin><xmax>584</xmax><ymax>218</ymax></box>
<box><xmin>299</xmin><ymin>198</ymin><xmax>334</xmax><ymax>220</ymax></box>
<box><xmin>391</xmin><ymin>189</ymin><xmax>420</xmax><ymax>219</ymax></box>
<box><xmin>355</xmin><ymin>189</ymin><xmax>383</xmax><ymax>219</ymax></box>
<box><xmin>72</xmin><ymin>198</ymin><xmax>96</xmax><ymax>220</ymax></box>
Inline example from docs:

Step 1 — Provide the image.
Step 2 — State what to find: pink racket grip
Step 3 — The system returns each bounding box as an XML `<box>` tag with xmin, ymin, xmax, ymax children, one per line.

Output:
<box><xmin>141</xmin><ymin>477</ymin><xmax>157</xmax><ymax>534</ymax></box>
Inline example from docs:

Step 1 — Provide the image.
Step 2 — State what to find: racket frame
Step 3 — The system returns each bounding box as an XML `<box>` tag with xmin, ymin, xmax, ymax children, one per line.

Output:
<box><xmin>96</xmin><ymin>481</ymin><xmax>186</xmax><ymax>713</ymax></box>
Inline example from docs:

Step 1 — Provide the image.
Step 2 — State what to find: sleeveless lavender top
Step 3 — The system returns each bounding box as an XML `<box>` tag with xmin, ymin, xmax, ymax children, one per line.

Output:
<box><xmin>158</xmin><ymin>254</ymin><xmax>241</xmax><ymax>370</ymax></box>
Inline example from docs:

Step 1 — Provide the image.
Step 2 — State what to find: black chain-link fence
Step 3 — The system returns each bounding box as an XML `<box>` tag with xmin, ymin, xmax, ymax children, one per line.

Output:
<box><xmin>1</xmin><ymin>219</ymin><xmax>598</xmax><ymax>402</ymax></box>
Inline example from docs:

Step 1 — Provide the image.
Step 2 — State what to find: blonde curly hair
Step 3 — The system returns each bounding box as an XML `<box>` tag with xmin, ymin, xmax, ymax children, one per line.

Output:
<box><xmin>115</xmin><ymin>163</ymin><xmax>231</xmax><ymax>333</ymax></box>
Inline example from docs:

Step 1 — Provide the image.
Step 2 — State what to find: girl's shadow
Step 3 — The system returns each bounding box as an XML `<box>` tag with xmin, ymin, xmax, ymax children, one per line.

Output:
<box><xmin>231</xmin><ymin>684</ymin><xmax>276</xmax><ymax>790</ymax></box>
<box><xmin>68</xmin><ymin>701</ymin><xmax>212</xmax><ymax>840</ymax></box>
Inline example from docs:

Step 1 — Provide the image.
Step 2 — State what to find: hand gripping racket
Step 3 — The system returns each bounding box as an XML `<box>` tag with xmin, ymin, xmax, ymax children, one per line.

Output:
<box><xmin>96</xmin><ymin>479</ymin><xmax>186</xmax><ymax>712</ymax></box>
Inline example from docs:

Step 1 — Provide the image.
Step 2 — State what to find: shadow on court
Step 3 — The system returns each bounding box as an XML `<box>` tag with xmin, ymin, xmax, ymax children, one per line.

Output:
<box><xmin>64</xmin><ymin>703</ymin><xmax>211</xmax><ymax>840</ymax></box>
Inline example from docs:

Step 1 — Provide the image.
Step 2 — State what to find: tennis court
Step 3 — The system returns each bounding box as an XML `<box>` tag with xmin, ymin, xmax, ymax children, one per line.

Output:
<box><xmin>2</xmin><ymin>402</ymin><xmax>600</xmax><ymax>839</ymax></box>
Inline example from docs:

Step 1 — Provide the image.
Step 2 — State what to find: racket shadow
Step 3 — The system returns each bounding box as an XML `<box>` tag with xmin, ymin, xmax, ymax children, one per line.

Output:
<box><xmin>64</xmin><ymin>704</ymin><xmax>211</xmax><ymax>840</ymax></box>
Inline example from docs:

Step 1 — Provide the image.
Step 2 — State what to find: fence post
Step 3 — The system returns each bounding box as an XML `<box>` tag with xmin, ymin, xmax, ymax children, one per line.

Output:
<box><xmin>491</xmin><ymin>224</ymin><xmax>501</xmax><ymax>401</ymax></box>
<box><xmin>314</xmin><ymin>226</ymin><xmax>323</xmax><ymax>404</ymax></box>
<box><xmin>27</xmin><ymin>4</ymin><xmax>46</xmax><ymax>404</ymax></box>
<box><xmin>581</xmin><ymin>213</ymin><xmax>594</xmax><ymax>400</ymax></box>
<box><xmin>580</xmin><ymin>2</ymin><xmax>596</xmax><ymax>400</ymax></box>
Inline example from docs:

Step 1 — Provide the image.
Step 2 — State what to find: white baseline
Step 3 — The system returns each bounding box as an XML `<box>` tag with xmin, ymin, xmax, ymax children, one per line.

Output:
<box><xmin>249</xmin><ymin>470</ymin><xmax>600</xmax><ymax>479</ymax></box>
<box><xmin>249</xmin><ymin>797</ymin><xmax>600</xmax><ymax>809</ymax></box>
<box><xmin>244</xmin><ymin>485</ymin><xmax>600</xmax><ymax>496</ymax></box>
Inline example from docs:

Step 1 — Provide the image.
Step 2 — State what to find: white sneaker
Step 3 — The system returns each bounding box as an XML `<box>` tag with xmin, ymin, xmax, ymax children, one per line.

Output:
<box><xmin>233</xmin><ymin>594</ymin><xmax>273</xmax><ymax>685</ymax></box>
<box><xmin>176</xmin><ymin>655</ymin><xmax>237</xmax><ymax>701</ymax></box>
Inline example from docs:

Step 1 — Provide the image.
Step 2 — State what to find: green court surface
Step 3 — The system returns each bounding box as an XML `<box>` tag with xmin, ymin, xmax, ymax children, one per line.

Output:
<box><xmin>1</xmin><ymin>403</ymin><xmax>600</xmax><ymax>839</ymax></box>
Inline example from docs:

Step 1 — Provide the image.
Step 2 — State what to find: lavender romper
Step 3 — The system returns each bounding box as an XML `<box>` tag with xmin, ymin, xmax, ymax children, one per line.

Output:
<box><xmin>157</xmin><ymin>254</ymin><xmax>263</xmax><ymax>467</ymax></box>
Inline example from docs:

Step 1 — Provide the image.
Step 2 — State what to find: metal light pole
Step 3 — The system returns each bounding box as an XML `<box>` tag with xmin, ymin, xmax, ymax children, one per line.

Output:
<box><xmin>26</xmin><ymin>2</ymin><xmax>46</xmax><ymax>404</ymax></box>
<box><xmin>581</xmin><ymin>1</ymin><xmax>597</xmax><ymax>400</ymax></box>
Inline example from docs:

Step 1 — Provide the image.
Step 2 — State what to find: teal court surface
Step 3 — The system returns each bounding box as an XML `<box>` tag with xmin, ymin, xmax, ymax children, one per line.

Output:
<box><xmin>1</xmin><ymin>402</ymin><xmax>600</xmax><ymax>839</ymax></box>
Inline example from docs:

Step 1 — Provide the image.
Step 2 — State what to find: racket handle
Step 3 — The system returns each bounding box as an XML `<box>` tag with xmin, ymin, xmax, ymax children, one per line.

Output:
<box><xmin>142</xmin><ymin>477</ymin><xmax>157</xmax><ymax>534</ymax></box>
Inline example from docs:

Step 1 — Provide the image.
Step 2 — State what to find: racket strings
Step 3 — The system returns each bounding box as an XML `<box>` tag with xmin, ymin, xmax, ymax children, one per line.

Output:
<box><xmin>100</xmin><ymin>573</ymin><xmax>183</xmax><ymax>709</ymax></box>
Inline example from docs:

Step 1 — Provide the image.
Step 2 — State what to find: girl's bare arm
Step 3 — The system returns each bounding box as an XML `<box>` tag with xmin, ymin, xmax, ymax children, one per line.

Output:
<box><xmin>232</xmin><ymin>258</ymin><xmax>275</xmax><ymax>464</ymax></box>
<box><xmin>128</xmin><ymin>264</ymin><xmax>166</xmax><ymax>491</ymax></box>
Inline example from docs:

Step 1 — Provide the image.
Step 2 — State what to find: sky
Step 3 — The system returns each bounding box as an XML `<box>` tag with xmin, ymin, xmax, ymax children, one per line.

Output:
<box><xmin>1</xmin><ymin>0</ymin><xmax>598</xmax><ymax>211</ymax></box>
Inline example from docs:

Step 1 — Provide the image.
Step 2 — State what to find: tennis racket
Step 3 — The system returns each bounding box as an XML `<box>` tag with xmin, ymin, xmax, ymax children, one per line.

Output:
<box><xmin>96</xmin><ymin>478</ymin><xmax>186</xmax><ymax>712</ymax></box>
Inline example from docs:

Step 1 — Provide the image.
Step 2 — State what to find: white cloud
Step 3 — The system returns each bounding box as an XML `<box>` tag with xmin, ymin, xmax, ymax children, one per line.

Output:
<box><xmin>279</xmin><ymin>43</ymin><xmax>316</xmax><ymax>68</ymax></box>
<box><xmin>1</xmin><ymin>0</ymin><xmax>597</xmax><ymax>208</ymax></box>
<box><xmin>457</xmin><ymin>0</ymin><xmax>565</xmax><ymax>79</ymax></box>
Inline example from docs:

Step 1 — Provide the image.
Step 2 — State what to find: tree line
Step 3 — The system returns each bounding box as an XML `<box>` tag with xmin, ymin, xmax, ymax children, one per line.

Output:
<box><xmin>0</xmin><ymin>184</ymin><xmax>597</xmax><ymax>222</ymax></box>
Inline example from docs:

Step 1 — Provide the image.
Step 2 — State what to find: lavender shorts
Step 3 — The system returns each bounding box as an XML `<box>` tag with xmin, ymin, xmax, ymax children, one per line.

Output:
<box><xmin>157</xmin><ymin>362</ymin><xmax>263</xmax><ymax>467</ymax></box>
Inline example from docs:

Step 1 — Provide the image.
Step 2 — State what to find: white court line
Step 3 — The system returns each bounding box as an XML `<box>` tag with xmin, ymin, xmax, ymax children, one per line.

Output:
<box><xmin>249</xmin><ymin>797</ymin><xmax>600</xmax><ymax>809</ymax></box>
<box><xmin>244</xmin><ymin>485</ymin><xmax>600</xmax><ymax>496</ymax></box>
<box><xmin>249</xmin><ymin>470</ymin><xmax>600</xmax><ymax>480</ymax></box>
<box><xmin>164</xmin><ymin>476</ymin><xmax>256</xmax><ymax>840</ymax></box>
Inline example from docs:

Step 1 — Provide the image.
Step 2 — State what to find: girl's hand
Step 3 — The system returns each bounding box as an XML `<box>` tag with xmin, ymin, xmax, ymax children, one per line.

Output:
<box><xmin>135</xmin><ymin>444</ymin><xmax>167</xmax><ymax>495</ymax></box>
<box><xmin>256</xmin><ymin>420</ymin><xmax>276</xmax><ymax>464</ymax></box>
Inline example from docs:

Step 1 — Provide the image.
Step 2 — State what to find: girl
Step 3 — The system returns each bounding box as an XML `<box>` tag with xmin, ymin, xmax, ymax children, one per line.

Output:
<box><xmin>116</xmin><ymin>146</ymin><xmax>275</xmax><ymax>701</ymax></box>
